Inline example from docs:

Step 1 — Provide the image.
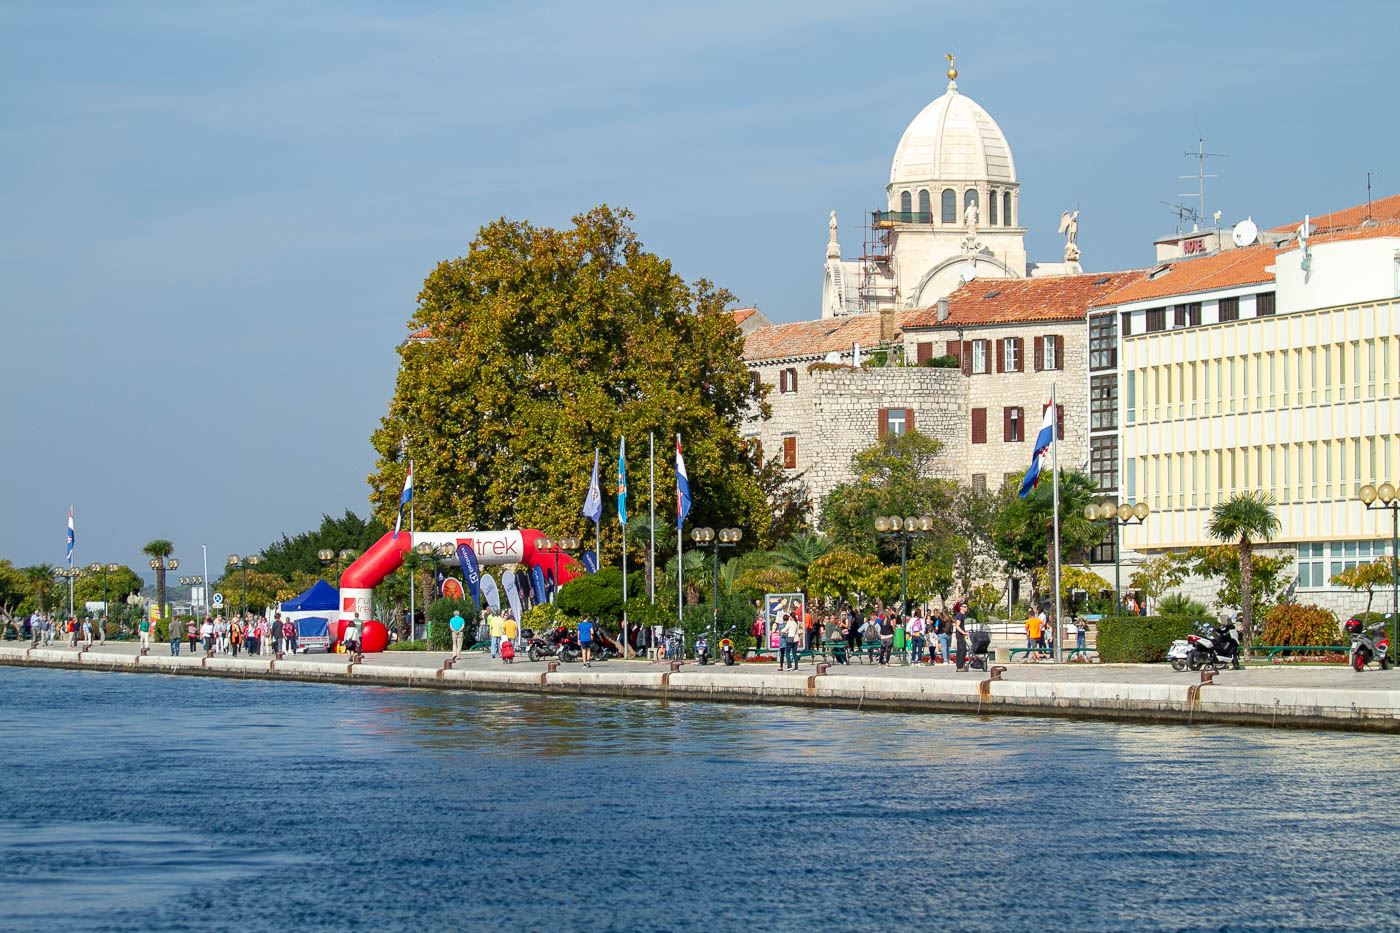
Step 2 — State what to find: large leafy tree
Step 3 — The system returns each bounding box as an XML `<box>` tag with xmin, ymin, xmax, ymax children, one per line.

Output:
<box><xmin>369</xmin><ymin>206</ymin><xmax>768</xmax><ymax>556</ymax></box>
<box><xmin>818</xmin><ymin>431</ymin><xmax>956</xmax><ymax>556</ymax></box>
<box><xmin>1205</xmin><ymin>492</ymin><xmax>1282</xmax><ymax>644</ymax></box>
<box><xmin>772</xmin><ymin>531</ymin><xmax>829</xmax><ymax>585</ymax></box>
<box><xmin>1331</xmin><ymin>558</ymin><xmax>1395</xmax><ymax>614</ymax></box>
<box><xmin>256</xmin><ymin>510</ymin><xmax>387</xmax><ymax>580</ymax></box>
<box><xmin>141</xmin><ymin>539</ymin><xmax>174</xmax><ymax>620</ymax></box>
<box><xmin>22</xmin><ymin>563</ymin><xmax>59</xmax><ymax>615</ymax></box>
<box><xmin>753</xmin><ymin>455</ymin><xmax>812</xmax><ymax>547</ymax></box>
<box><xmin>72</xmin><ymin>566</ymin><xmax>144</xmax><ymax>613</ymax></box>
<box><xmin>990</xmin><ymin>469</ymin><xmax>1099</xmax><ymax>606</ymax></box>
<box><xmin>806</xmin><ymin>548</ymin><xmax>898</xmax><ymax>607</ymax></box>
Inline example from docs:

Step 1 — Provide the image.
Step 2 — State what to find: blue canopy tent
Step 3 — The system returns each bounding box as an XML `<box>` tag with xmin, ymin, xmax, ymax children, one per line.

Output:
<box><xmin>279</xmin><ymin>580</ymin><xmax>339</xmax><ymax>651</ymax></box>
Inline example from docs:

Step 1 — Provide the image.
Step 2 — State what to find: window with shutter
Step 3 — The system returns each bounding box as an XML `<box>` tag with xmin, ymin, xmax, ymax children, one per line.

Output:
<box><xmin>905</xmin><ymin>408</ymin><xmax>915</xmax><ymax>434</ymax></box>
<box><xmin>750</xmin><ymin>371</ymin><xmax>761</xmax><ymax>393</ymax></box>
<box><xmin>885</xmin><ymin>408</ymin><xmax>908</xmax><ymax>436</ymax></box>
<box><xmin>971</xmin><ymin>408</ymin><xmax>987</xmax><ymax>444</ymax></box>
<box><xmin>995</xmin><ymin>339</ymin><xmax>1005</xmax><ymax>373</ymax></box>
<box><xmin>916</xmin><ymin>342</ymin><xmax>933</xmax><ymax>364</ymax></box>
<box><xmin>1034</xmin><ymin>336</ymin><xmax>1044</xmax><ymax>372</ymax></box>
<box><xmin>782</xmin><ymin>436</ymin><xmax>797</xmax><ymax>469</ymax></box>
<box><xmin>877</xmin><ymin>408</ymin><xmax>889</xmax><ymax>438</ymax></box>
<box><xmin>961</xmin><ymin>341</ymin><xmax>973</xmax><ymax>375</ymax></box>
<box><xmin>1054</xmin><ymin>336</ymin><xmax>1065</xmax><ymax>371</ymax></box>
<box><xmin>1004</xmin><ymin>407</ymin><xmax>1024</xmax><ymax>442</ymax></box>
<box><xmin>1011</xmin><ymin>337</ymin><xmax>1023</xmax><ymax>372</ymax></box>
<box><xmin>777</xmin><ymin>369</ymin><xmax>787</xmax><ymax>393</ymax></box>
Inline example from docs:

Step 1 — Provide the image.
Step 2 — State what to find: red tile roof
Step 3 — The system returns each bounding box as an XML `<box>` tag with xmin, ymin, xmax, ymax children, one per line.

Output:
<box><xmin>742</xmin><ymin>312</ymin><xmax>910</xmax><ymax>362</ymax></box>
<box><xmin>903</xmin><ymin>270</ymin><xmax>1147</xmax><ymax>328</ymax></box>
<box><xmin>730</xmin><ymin>307</ymin><xmax>757</xmax><ymax>325</ymax></box>
<box><xmin>1271</xmin><ymin>192</ymin><xmax>1400</xmax><ymax>233</ymax></box>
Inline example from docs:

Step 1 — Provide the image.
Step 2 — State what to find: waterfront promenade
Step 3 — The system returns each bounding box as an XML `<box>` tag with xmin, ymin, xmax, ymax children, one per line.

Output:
<box><xmin>4</xmin><ymin>641</ymin><xmax>1400</xmax><ymax>732</ymax></box>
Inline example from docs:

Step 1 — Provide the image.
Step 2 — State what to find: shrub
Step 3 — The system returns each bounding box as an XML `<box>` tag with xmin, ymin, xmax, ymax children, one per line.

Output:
<box><xmin>388</xmin><ymin>640</ymin><xmax>428</xmax><ymax>651</ymax></box>
<box><xmin>521</xmin><ymin>602</ymin><xmax>566</xmax><ymax>635</ymax></box>
<box><xmin>1258</xmin><ymin>603</ymin><xmax>1340</xmax><ymax>646</ymax></box>
<box><xmin>1096</xmin><ymin>615</ymin><xmax>1199</xmax><ymax>663</ymax></box>
<box><xmin>554</xmin><ymin>567</ymin><xmax>624</xmax><ymax>621</ymax></box>
<box><xmin>920</xmin><ymin>354</ymin><xmax>961</xmax><ymax>369</ymax></box>
<box><xmin>1158</xmin><ymin>593</ymin><xmax>1209</xmax><ymax>618</ymax></box>
<box><xmin>426</xmin><ymin>599</ymin><xmax>477</xmax><ymax>650</ymax></box>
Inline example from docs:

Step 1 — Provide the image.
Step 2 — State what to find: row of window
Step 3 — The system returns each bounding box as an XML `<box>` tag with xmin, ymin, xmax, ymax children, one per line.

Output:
<box><xmin>1126</xmin><ymin>336</ymin><xmax>1400</xmax><ymax>425</ymax></box>
<box><xmin>971</xmin><ymin>405</ymin><xmax>1063</xmax><ymax>445</ymax></box>
<box><xmin>1297</xmin><ymin>539</ymin><xmax>1395</xmax><ymax>589</ymax></box>
<box><xmin>950</xmin><ymin>335</ymin><xmax>1065</xmax><ymax>375</ymax></box>
<box><xmin>1124</xmin><ymin>437</ymin><xmax>1399</xmax><ymax>512</ymax></box>
<box><xmin>1124</xmin><ymin>292</ymin><xmax>1275</xmax><ymax>336</ymax></box>
<box><xmin>896</xmin><ymin>187</ymin><xmax>1015</xmax><ymax>227</ymax></box>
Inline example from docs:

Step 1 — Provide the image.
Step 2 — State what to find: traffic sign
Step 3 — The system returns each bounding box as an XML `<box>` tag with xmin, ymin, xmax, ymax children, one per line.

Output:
<box><xmin>212</xmin><ymin>592</ymin><xmax>224</xmax><ymax>607</ymax></box>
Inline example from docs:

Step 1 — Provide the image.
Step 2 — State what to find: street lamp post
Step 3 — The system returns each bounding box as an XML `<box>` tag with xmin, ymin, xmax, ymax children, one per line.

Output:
<box><xmin>87</xmin><ymin>562</ymin><xmax>121</xmax><ymax>641</ymax></box>
<box><xmin>1359</xmin><ymin>483</ymin><xmax>1400</xmax><ymax>662</ymax></box>
<box><xmin>690</xmin><ymin>527</ymin><xmax>742</xmax><ymax>643</ymax></box>
<box><xmin>538</xmin><ymin>537</ymin><xmax>580</xmax><ymax>605</ymax></box>
<box><xmin>1084</xmin><ymin>500</ymin><xmax>1150</xmax><ymax>614</ymax></box>
<box><xmin>225</xmin><ymin>554</ymin><xmax>261</xmax><ymax>616</ymax></box>
<box><xmin>147</xmin><ymin>556</ymin><xmax>179</xmax><ymax>620</ymax></box>
<box><xmin>874</xmin><ymin>515</ymin><xmax>935</xmax><ymax>614</ymax></box>
<box><xmin>55</xmin><ymin>567</ymin><xmax>81</xmax><ymax>620</ymax></box>
<box><xmin>178</xmin><ymin>576</ymin><xmax>205</xmax><ymax>618</ymax></box>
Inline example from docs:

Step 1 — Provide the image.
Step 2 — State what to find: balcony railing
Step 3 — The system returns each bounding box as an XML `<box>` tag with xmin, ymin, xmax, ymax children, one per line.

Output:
<box><xmin>873</xmin><ymin>210</ymin><xmax>934</xmax><ymax>225</ymax></box>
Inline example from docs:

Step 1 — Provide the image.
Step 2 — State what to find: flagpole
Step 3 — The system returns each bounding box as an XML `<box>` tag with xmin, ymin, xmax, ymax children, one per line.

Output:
<box><xmin>676</xmin><ymin>434</ymin><xmax>683</xmax><ymax>634</ymax></box>
<box><xmin>408</xmin><ymin>461</ymin><xmax>416</xmax><ymax>642</ymax></box>
<box><xmin>649</xmin><ymin>431</ymin><xmax>656</xmax><ymax>605</ymax></box>
<box><xmin>1050</xmin><ymin>385</ymin><xmax>1063</xmax><ymax>664</ymax></box>
<box><xmin>620</xmin><ymin>438</ymin><xmax>629</xmax><ymax>659</ymax></box>
<box><xmin>594</xmin><ymin>447</ymin><xmax>601</xmax><ymax>571</ymax></box>
<box><xmin>67</xmin><ymin>507</ymin><xmax>74</xmax><ymax>620</ymax></box>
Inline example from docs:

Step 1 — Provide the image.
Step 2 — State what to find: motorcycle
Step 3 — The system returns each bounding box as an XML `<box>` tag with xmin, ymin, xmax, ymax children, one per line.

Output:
<box><xmin>526</xmin><ymin>626</ymin><xmax>582</xmax><ymax>663</ymax></box>
<box><xmin>1186</xmin><ymin>621</ymin><xmax>1242</xmax><ymax>672</ymax></box>
<box><xmin>1167</xmin><ymin>636</ymin><xmax>1193</xmax><ymax>672</ymax></box>
<box><xmin>1346</xmin><ymin>618</ymin><xmax>1393</xmax><ymax>672</ymax></box>
<box><xmin>719</xmin><ymin>637</ymin><xmax>736</xmax><ymax>666</ymax></box>
<box><xmin>695</xmin><ymin>635</ymin><xmax>711</xmax><ymax>665</ymax></box>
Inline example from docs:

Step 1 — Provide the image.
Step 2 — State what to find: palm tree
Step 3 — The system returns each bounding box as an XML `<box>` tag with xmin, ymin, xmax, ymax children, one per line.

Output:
<box><xmin>1206</xmin><ymin>493</ymin><xmax>1280</xmax><ymax>644</ymax></box>
<box><xmin>142</xmin><ymin>539</ymin><xmax>174</xmax><ymax>620</ymax></box>
<box><xmin>24</xmin><ymin>564</ymin><xmax>55</xmax><ymax>614</ymax></box>
<box><xmin>773</xmin><ymin>532</ymin><xmax>829</xmax><ymax>584</ymax></box>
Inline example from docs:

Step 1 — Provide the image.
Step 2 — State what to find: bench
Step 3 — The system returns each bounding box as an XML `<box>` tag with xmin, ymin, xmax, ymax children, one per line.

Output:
<box><xmin>1250</xmin><ymin>645</ymin><xmax>1349</xmax><ymax>663</ymax></box>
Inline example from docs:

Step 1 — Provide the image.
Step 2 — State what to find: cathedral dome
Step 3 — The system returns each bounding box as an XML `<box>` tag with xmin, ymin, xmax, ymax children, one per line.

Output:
<box><xmin>889</xmin><ymin>80</ymin><xmax>1016</xmax><ymax>186</ymax></box>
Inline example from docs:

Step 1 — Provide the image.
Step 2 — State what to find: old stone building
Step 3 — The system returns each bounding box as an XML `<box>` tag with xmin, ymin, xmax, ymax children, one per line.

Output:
<box><xmin>741</xmin><ymin>271</ymin><xmax>1145</xmax><ymax>518</ymax></box>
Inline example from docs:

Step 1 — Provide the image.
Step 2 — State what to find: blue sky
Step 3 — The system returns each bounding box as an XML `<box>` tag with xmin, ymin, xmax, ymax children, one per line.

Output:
<box><xmin>1</xmin><ymin>1</ymin><xmax>1393</xmax><ymax>571</ymax></box>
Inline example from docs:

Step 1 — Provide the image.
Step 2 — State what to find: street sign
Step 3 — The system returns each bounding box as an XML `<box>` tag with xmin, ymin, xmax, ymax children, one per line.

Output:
<box><xmin>212</xmin><ymin>592</ymin><xmax>224</xmax><ymax>607</ymax></box>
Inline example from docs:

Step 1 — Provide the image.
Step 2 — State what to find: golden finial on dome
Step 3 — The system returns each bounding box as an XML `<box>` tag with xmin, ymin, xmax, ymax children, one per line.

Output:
<box><xmin>945</xmin><ymin>52</ymin><xmax>957</xmax><ymax>81</ymax></box>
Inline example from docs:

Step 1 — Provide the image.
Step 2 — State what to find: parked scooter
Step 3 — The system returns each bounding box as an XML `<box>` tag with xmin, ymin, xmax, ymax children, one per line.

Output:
<box><xmin>1186</xmin><ymin>619</ymin><xmax>1242</xmax><ymax>671</ymax></box>
<box><xmin>718</xmin><ymin>637</ymin><xmax>737</xmax><ymax>666</ymax></box>
<box><xmin>695</xmin><ymin>635</ymin><xmax>711</xmax><ymax>665</ymax></box>
<box><xmin>1346</xmin><ymin>618</ymin><xmax>1393</xmax><ymax>672</ymax></box>
<box><xmin>526</xmin><ymin>626</ymin><xmax>581</xmax><ymax>663</ymax></box>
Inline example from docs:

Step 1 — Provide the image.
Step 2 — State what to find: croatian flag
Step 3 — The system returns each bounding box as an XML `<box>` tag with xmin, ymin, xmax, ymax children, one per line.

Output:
<box><xmin>66</xmin><ymin>508</ymin><xmax>75</xmax><ymax>563</ymax></box>
<box><xmin>393</xmin><ymin>463</ymin><xmax>413</xmax><ymax>538</ymax></box>
<box><xmin>675</xmin><ymin>437</ymin><xmax>692</xmax><ymax>524</ymax></box>
<box><xmin>1017</xmin><ymin>402</ymin><xmax>1057</xmax><ymax>499</ymax></box>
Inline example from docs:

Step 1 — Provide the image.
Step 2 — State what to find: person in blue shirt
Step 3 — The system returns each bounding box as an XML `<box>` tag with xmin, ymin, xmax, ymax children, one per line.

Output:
<box><xmin>578</xmin><ymin>616</ymin><xmax>594</xmax><ymax>667</ymax></box>
<box><xmin>449</xmin><ymin>610</ymin><xmax>466</xmax><ymax>659</ymax></box>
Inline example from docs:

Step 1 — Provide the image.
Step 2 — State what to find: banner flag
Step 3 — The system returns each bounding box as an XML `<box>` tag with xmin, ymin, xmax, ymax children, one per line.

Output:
<box><xmin>581</xmin><ymin>551</ymin><xmax>599</xmax><ymax>574</ymax></box>
<box><xmin>455</xmin><ymin>543</ymin><xmax>482</xmax><ymax>611</ymax></box>
<box><xmin>480</xmin><ymin>573</ymin><xmax>501</xmax><ymax>613</ymax></box>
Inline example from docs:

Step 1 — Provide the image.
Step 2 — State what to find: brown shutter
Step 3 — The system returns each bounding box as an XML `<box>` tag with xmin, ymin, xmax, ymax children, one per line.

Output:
<box><xmin>877</xmin><ymin>408</ymin><xmax>889</xmax><ymax>438</ymax></box>
<box><xmin>1003</xmin><ymin>407</ymin><xmax>1012</xmax><ymax>441</ymax></box>
<box><xmin>945</xmin><ymin>340</ymin><xmax>961</xmax><ymax>362</ymax></box>
<box><xmin>905</xmin><ymin>408</ymin><xmax>915</xmax><ymax>433</ymax></box>
<box><xmin>1055</xmin><ymin>336</ymin><xmax>1065</xmax><ymax>371</ymax></box>
<box><xmin>751</xmin><ymin>371</ymin><xmax>761</xmax><ymax>393</ymax></box>
<box><xmin>1014</xmin><ymin>337</ymin><xmax>1024</xmax><ymax>372</ymax></box>
<box><xmin>1034</xmin><ymin>336</ymin><xmax>1044</xmax><ymax>372</ymax></box>
<box><xmin>995</xmin><ymin>339</ymin><xmax>1005</xmax><ymax>373</ymax></box>
<box><xmin>961</xmin><ymin>341</ymin><xmax>972</xmax><ymax>376</ymax></box>
<box><xmin>789</xmin><ymin>368</ymin><xmax>798</xmax><ymax>391</ymax></box>
<box><xmin>1017</xmin><ymin>406</ymin><xmax>1026</xmax><ymax>441</ymax></box>
<box><xmin>1057</xmin><ymin>407</ymin><xmax>1065</xmax><ymax>439</ymax></box>
<box><xmin>916</xmin><ymin>342</ymin><xmax>933</xmax><ymax>364</ymax></box>
<box><xmin>971</xmin><ymin>407</ymin><xmax>987</xmax><ymax>444</ymax></box>
<box><xmin>783</xmin><ymin>436</ymin><xmax>796</xmax><ymax>469</ymax></box>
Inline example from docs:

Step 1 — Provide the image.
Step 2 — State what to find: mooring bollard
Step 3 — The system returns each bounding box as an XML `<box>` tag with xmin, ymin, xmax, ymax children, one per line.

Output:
<box><xmin>547</xmin><ymin>661</ymin><xmax>559</xmax><ymax>674</ymax></box>
<box><xmin>669</xmin><ymin>661</ymin><xmax>682</xmax><ymax>673</ymax></box>
<box><xmin>989</xmin><ymin>665</ymin><xmax>1006</xmax><ymax>681</ymax></box>
<box><xmin>816</xmin><ymin>662</ymin><xmax>830</xmax><ymax>676</ymax></box>
<box><xmin>1200</xmin><ymin>670</ymin><xmax>1216</xmax><ymax>684</ymax></box>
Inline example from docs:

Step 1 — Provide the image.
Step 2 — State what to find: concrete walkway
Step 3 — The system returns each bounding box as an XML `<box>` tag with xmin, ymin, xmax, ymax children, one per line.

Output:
<box><xmin>4</xmin><ymin>641</ymin><xmax>1400</xmax><ymax>732</ymax></box>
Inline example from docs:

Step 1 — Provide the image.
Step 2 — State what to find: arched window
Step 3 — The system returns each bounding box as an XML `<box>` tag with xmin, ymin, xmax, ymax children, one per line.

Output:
<box><xmin>918</xmin><ymin>189</ymin><xmax>931</xmax><ymax>219</ymax></box>
<box><xmin>1003</xmin><ymin>191</ymin><xmax>1013</xmax><ymax>226</ymax></box>
<box><xmin>941</xmin><ymin>188</ymin><xmax>956</xmax><ymax>223</ymax></box>
<box><xmin>988</xmin><ymin>189</ymin><xmax>998</xmax><ymax>226</ymax></box>
<box><xmin>900</xmin><ymin>191</ymin><xmax>912</xmax><ymax>215</ymax></box>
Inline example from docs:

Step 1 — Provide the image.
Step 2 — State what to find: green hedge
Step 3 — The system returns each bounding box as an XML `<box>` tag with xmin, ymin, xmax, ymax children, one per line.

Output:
<box><xmin>1096</xmin><ymin>614</ymin><xmax>1201</xmax><ymax>663</ymax></box>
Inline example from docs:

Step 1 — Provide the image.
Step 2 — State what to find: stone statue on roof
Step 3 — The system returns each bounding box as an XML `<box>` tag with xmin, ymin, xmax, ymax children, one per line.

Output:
<box><xmin>965</xmin><ymin>201</ymin><xmax>979</xmax><ymax>235</ymax></box>
<box><xmin>1059</xmin><ymin>209</ymin><xmax>1080</xmax><ymax>262</ymax></box>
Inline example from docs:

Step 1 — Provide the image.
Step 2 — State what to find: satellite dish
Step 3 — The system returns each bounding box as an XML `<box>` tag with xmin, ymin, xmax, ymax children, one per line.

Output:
<box><xmin>824</xmin><ymin>350</ymin><xmax>841</xmax><ymax>363</ymax></box>
<box><xmin>959</xmin><ymin>266</ymin><xmax>977</xmax><ymax>283</ymax></box>
<box><xmin>1231</xmin><ymin>217</ymin><xmax>1258</xmax><ymax>247</ymax></box>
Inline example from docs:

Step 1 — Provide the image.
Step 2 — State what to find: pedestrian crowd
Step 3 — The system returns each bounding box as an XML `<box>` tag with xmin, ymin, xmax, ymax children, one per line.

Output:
<box><xmin>761</xmin><ymin>601</ymin><xmax>981</xmax><ymax>671</ymax></box>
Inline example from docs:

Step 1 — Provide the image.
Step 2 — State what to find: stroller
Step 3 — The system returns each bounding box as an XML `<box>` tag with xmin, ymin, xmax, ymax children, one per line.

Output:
<box><xmin>966</xmin><ymin>629</ymin><xmax>991</xmax><ymax>672</ymax></box>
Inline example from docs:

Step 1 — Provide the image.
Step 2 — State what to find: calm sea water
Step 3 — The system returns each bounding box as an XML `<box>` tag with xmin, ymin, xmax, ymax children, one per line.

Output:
<box><xmin>0</xmin><ymin>666</ymin><xmax>1396</xmax><ymax>932</ymax></box>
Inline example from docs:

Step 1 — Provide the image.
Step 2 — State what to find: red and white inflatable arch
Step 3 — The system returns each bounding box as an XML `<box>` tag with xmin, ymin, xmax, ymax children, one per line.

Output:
<box><xmin>337</xmin><ymin>528</ymin><xmax>584</xmax><ymax>649</ymax></box>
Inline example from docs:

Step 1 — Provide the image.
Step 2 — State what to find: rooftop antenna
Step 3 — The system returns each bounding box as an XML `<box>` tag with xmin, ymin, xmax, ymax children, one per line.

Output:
<box><xmin>1179</xmin><ymin>121</ymin><xmax>1227</xmax><ymax>231</ymax></box>
<box><xmin>1367</xmin><ymin>171</ymin><xmax>1380</xmax><ymax>223</ymax></box>
<box><xmin>1160</xmin><ymin>200</ymin><xmax>1199</xmax><ymax>235</ymax></box>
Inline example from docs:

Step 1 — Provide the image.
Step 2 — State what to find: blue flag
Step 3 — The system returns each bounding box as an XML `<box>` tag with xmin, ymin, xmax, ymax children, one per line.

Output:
<box><xmin>529</xmin><ymin>564</ymin><xmax>547</xmax><ymax>607</ymax></box>
<box><xmin>582</xmin><ymin>449</ymin><xmax>602</xmax><ymax>525</ymax></box>
<box><xmin>581</xmin><ymin>551</ymin><xmax>599</xmax><ymax>574</ymax></box>
<box><xmin>65</xmin><ymin>507</ymin><xmax>75</xmax><ymax>563</ymax></box>
<box><xmin>617</xmin><ymin>437</ymin><xmax>628</xmax><ymax>525</ymax></box>
<box><xmin>455</xmin><ymin>543</ymin><xmax>481</xmax><ymax>611</ymax></box>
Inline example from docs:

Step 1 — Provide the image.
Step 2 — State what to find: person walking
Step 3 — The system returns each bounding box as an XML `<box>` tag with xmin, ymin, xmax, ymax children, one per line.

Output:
<box><xmin>137</xmin><ymin>615</ymin><xmax>152</xmax><ymax>653</ymax></box>
<box><xmin>230</xmin><ymin>616</ymin><xmax>244</xmax><ymax>657</ymax></box>
<box><xmin>1025</xmin><ymin>610</ymin><xmax>1043</xmax><ymax>662</ymax></box>
<box><xmin>488</xmin><ymin>610</ymin><xmax>505</xmax><ymax>659</ymax></box>
<box><xmin>502</xmin><ymin>613</ymin><xmax>519</xmax><ymax>654</ymax></box>
<box><xmin>780</xmin><ymin>611</ymin><xmax>801</xmax><ymax>670</ymax></box>
<box><xmin>449</xmin><ymin>608</ymin><xmax>466</xmax><ymax>659</ymax></box>
<box><xmin>908</xmin><ymin>612</ymin><xmax>925</xmax><ymax>665</ymax></box>
<box><xmin>1075</xmin><ymin>616</ymin><xmax>1088</xmax><ymax>655</ymax></box>
<box><xmin>282</xmin><ymin>616</ymin><xmax>298</xmax><ymax>655</ymax></box>
<box><xmin>200</xmin><ymin>617</ymin><xmax>214</xmax><ymax>654</ymax></box>
<box><xmin>169</xmin><ymin>619</ymin><xmax>182</xmax><ymax>656</ymax></box>
<box><xmin>186</xmin><ymin>619</ymin><xmax>198</xmax><ymax>655</ymax></box>
<box><xmin>578</xmin><ymin>615</ymin><xmax>594</xmax><ymax>667</ymax></box>
<box><xmin>953</xmin><ymin>612</ymin><xmax>970</xmax><ymax>672</ymax></box>
<box><xmin>878</xmin><ymin>615</ymin><xmax>895</xmax><ymax>666</ymax></box>
<box><xmin>892</xmin><ymin>615</ymin><xmax>907</xmax><ymax>665</ymax></box>
<box><xmin>346</xmin><ymin>614</ymin><xmax>364</xmax><ymax>663</ymax></box>
<box><xmin>246</xmin><ymin>617</ymin><xmax>259</xmax><ymax>657</ymax></box>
